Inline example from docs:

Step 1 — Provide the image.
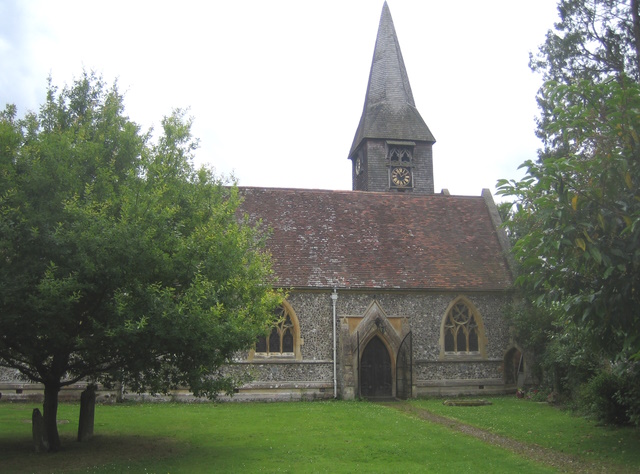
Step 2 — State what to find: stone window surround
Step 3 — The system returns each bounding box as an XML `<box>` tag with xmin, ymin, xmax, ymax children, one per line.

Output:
<box><xmin>248</xmin><ymin>300</ymin><xmax>303</xmax><ymax>362</ymax></box>
<box><xmin>439</xmin><ymin>296</ymin><xmax>488</xmax><ymax>360</ymax></box>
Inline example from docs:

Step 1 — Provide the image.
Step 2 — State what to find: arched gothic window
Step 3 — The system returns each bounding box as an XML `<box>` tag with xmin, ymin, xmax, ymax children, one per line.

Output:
<box><xmin>254</xmin><ymin>304</ymin><xmax>299</xmax><ymax>358</ymax></box>
<box><xmin>443</xmin><ymin>299</ymin><xmax>482</xmax><ymax>354</ymax></box>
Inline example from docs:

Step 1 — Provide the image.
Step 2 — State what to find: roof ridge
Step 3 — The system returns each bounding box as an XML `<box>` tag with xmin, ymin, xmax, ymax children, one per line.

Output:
<box><xmin>238</xmin><ymin>186</ymin><xmax>487</xmax><ymax>199</ymax></box>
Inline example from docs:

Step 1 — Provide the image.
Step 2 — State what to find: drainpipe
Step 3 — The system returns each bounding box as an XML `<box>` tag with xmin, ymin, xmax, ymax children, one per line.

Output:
<box><xmin>331</xmin><ymin>288</ymin><xmax>338</xmax><ymax>398</ymax></box>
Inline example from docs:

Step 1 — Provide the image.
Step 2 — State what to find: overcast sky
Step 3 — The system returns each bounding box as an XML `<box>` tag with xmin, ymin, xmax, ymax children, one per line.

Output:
<box><xmin>1</xmin><ymin>0</ymin><xmax>560</xmax><ymax>197</ymax></box>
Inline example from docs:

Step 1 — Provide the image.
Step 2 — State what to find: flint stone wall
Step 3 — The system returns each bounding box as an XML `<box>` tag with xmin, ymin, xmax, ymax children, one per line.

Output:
<box><xmin>0</xmin><ymin>290</ymin><xmax>514</xmax><ymax>401</ymax></box>
<box><xmin>235</xmin><ymin>289</ymin><xmax>513</xmax><ymax>399</ymax></box>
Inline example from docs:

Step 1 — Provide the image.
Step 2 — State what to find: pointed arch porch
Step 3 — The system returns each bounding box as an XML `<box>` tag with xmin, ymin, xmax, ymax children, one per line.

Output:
<box><xmin>349</xmin><ymin>301</ymin><xmax>409</xmax><ymax>399</ymax></box>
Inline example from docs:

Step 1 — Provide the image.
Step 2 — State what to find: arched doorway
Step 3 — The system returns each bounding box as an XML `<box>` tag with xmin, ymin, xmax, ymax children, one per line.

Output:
<box><xmin>504</xmin><ymin>347</ymin><xmax>524</xmax><ymax>385</ymax></box>
<box><xmin>360</xmin><ymin>336</ymin><xmax>392</xmax><ymax>398</ymax></box>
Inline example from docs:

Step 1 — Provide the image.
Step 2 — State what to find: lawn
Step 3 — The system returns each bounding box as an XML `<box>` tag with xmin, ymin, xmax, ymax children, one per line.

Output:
<box><xmin>0</xmin><ymin>398</ymin><xmax>635</xmax><ymax>473</ymax></box>
<box><xmin>412</xmin><ymin>397</ymin><xmax>640</xmax><ymax>469</ymax></box>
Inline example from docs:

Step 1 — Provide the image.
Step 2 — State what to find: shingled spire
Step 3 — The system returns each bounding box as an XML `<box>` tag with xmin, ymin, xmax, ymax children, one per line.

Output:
<box><xmin>349</xmin><ymin>2</ymin><xmax>435</xmax><ymax>194</ymax></box>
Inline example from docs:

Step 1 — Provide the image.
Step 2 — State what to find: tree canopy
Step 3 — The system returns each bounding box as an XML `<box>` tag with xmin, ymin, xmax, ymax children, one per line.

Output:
<box><xmin>499</xmin><ymin>77</ymin><xmax>640</xmax><ymax>359</ymax></box>
<box><xmin>498</xmin><ymin>0</ymin><xmax>640</xmax><ymax>423</ymax></box>
<box><xmin>0</xmin><ymin>72</ymin><xmax>281</xmax><ymax>450</ymax></box>
<box><xmin>530</xmin><ymin>0</ymin><xmax>640</xmax><ymax>83</ymax></box>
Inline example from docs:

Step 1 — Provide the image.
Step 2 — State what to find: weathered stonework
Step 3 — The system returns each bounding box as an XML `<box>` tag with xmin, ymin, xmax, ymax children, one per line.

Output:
<box><xmin>228</xmin><ymin>289</ymin><xmax>514</xmax><ymax>401</ymax></box>
<box><xmin>0</xmin><ymin>284</ymin><xmax>515</xmax><ymax>404</ymax></box>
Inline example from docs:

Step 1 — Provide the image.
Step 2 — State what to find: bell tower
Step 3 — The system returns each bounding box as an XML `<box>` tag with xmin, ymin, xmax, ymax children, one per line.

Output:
<box><xmin>349</xmin><ymin>2</ymin><xmax>436</xmax><ymax>194</ymax></box>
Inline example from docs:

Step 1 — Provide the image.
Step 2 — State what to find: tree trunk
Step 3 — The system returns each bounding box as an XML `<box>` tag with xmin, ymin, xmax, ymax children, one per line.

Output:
<box><xmin>116</xmin><ymin>379</ymin><xmax>125</xmax><ymax>403</ymax></box>
<box><xmin>42</xmin><ymin>382</ymin><xmax>61</xmax><ymax>452</ymax></box>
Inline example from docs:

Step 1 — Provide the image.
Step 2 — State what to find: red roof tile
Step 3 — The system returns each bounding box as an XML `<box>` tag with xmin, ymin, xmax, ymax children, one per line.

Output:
<box><xmin>239</xmin><ymin>187</ymin><xmax>513</xmax><ymax>291</ymax></box>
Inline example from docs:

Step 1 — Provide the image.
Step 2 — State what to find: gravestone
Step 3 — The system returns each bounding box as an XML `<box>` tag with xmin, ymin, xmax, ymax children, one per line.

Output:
<box><xmin>443</xmin><ymin>399</ymin><xmax>492</xmax><ymax>406</ymax></box>
<box><xmin>32</xmin><ymin>408</ymin><xmax>49</xmax><ymax>452</ymax></box>
<box><xmin>77</xmin><ymin>384</ymin><xmax>96</xmax><ymax>442</ymax></box>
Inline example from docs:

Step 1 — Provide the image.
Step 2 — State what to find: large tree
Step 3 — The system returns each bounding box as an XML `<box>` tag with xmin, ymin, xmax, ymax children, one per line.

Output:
<box><xmin>498</xmin><ymin>0</ymin><xmax>640</xmax><ymax>365</ymax></box>
<box><xmin>530</xmin><ymin>0</ymin><xmax>640</xmax><ymax>83</ymax></box>
<box><xmin>0</xmin><ymin>73</ymin><xmax>281</xmax><ymax>451</ymax></box>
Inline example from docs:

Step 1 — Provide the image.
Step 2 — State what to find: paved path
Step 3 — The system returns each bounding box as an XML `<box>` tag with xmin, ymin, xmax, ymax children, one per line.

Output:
<box><xmin>380</xmin><ymin>401</ymin><xmax>631</xmax><ymax>473</ymax></box>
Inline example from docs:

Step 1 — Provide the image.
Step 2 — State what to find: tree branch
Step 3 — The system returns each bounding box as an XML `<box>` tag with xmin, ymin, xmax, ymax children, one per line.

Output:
<box><xmin>632</xmin><ymin>0</ymin><xmax>640</xmax><ymax>78</ymax></box>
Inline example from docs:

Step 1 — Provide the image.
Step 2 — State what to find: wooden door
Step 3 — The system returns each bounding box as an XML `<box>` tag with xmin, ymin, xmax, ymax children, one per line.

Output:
<box><xmin>360</xmin><ymin>336</ymin><xmax>392</xmax><ymax>398</ymax></box>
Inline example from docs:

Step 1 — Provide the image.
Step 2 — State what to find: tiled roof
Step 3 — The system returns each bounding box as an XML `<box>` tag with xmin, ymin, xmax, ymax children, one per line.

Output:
<box><xmin>239</xmin><ymin>187</ymin><xmax>513</xmax><ymax>291</ymax></box>
<box><xmin>349</xmin><ymin>2</ymin><xmax>435</xmax><ymax>157</ymax></box>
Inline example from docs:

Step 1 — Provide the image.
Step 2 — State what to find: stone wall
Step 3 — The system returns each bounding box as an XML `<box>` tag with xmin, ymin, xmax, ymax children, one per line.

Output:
<box><xmin>0</xmin><ymin>289</ymin><xmax>515</xmax><ymax>402</ymax></box>
<box><xmin>234</xmin><ymin>288</ymin><xmax>514</xmax><ymax>400</ymax></box>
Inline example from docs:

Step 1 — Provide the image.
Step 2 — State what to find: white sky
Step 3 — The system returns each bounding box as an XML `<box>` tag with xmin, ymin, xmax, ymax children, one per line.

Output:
<box><xmin>1</xmin><ymin>0</ymin><xmax>560</xmax><ymax>198</ymax></box>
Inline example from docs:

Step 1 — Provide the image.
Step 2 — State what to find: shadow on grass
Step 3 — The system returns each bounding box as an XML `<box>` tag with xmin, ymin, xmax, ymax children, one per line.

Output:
<box><xmin>2</xmin><ymin>434</ymin><xmax>185</xmax><ymax>473</ymax></box>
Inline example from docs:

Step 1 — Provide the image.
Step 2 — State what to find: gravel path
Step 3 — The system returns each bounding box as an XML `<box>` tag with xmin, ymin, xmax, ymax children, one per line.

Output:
<box><xmin>381</xmin><ymin>402</ymin><xmax>632</xmax><ymax>473</ymax></box>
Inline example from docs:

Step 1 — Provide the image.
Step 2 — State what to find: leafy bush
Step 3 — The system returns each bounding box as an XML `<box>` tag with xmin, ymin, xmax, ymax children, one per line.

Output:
<box><xmin>502</xmin><ymin>302</ymin><xmax>555</xmax><ymax>385</ymax></box>
<box><xmin>540</xmin><ymin>324</ymin><xmax>600</xmax><ymax>397</ymax></box>
<box><xmin>580</xmin><ymin>370</ymin><xmax>629</xmax><ymax>425</ymax></box>
<box><xmin>526</xmin><ymin>387</ymin><xmax>551</xmax><ymax>402</ymax></box>
<box><xmin>614</xmin><ymin>362</ymin><xmax>640</xmax><ymax>427</ymax></box>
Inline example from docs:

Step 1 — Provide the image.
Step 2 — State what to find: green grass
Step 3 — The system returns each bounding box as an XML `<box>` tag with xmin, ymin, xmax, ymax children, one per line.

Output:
<box><xmin>412</xmin><ymin>397</ymin><xmax>640</xmax><ymax>469</ymax></box>
<box><xmin>1</xmin><ymin>400</ymin><xmax>555</xmax><ymax>473</ymax></box>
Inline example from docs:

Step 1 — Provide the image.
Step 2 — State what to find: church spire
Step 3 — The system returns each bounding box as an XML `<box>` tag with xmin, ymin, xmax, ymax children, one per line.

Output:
<box><xmin>349</xmin><ymin>2</ymin><xmax>435</xmax><ymax>158</ymax></box>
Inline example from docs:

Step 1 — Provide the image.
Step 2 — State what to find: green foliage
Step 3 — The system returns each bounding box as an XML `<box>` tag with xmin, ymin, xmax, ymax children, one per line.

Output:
<box><xmin>530</xmin><ymin>0</ymin><xmax>640</xmax><ymax>82</ymax></box>
<box><xmin>538</xmin><ymin>322</ymin><xmax>601</xmax><ymax>396</ymax></box>
<box><xmin>504</xmin><ymin>303</ymin><xmax>555</xmax><ymax>376</ymax></box>
<box><xmin>504</xmin><ymin>301</ymin><xmax>601</xmax><ymax>395</ymax></box>
<box><xmin>0</xmin><ymin>72</ymin><xmax>281</xmax><ymax>449</ymax></box>
<box><xmin>499</xmin><ymin>0</ymin><xmax>640</xmax><ymax>365</ymax></box>
<box><xmin>580</xmin><ymin>369</ymin><xmax>630</xmax><ymax>424</ymax></box>
<box><xmin>577</xmin><ymin>362</ymin><xmax>640</xmax><ymax>426</ymax></box>
<box><xmin>500</xmin><ymin>75</ymin><xmax>640</xmax><ymax>361</ymax></box>
<box><xmin>614</xmin><ymin>362</ymin><xmax>640</xmax><ymax>425</ymax></box>
<box><xmin>499</xmin><ymin>0</ymin><xmax>640</xmax><ymax>419</ymax></box>
<box><xmin>523</xmin><ymin>387</ymin><xmax>553</xmax><ymax>402</ymax></box>
<box><xmin>496</xmin><ymin>202</ymin><xmax>520</xmax><ymax>246</ymax></box>
<box><xmin>578</xmin><ymin>362</ymin><xmax>640</xmax><ymax>426</ymax></box>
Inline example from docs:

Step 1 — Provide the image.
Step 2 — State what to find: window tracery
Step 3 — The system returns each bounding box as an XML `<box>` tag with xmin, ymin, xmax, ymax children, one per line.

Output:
<box><xmin>254</xmin><ymin>305</ymin><xmax>297</xmax><ymax>357</ymax></box>
<box><xmin>388</xmin><ymin>146</ymin><xmax>413</xmax><ymax>163</ymax></box>
<box><xmin>443</xmin><ymin>300</ymin><xmax>481</xmax><ymax>354</ymax></box>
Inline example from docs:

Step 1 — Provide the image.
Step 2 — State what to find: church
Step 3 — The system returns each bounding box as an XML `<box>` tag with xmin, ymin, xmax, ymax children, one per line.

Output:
<box><xmin>0</xmin><ymin>3</ymin><xmax>522</xmax><ymax>402</ymax></box>
<box><xmin>228</xmin><ymin>2</ymin><xmax>520</xmax><ymax>400</ymax></box>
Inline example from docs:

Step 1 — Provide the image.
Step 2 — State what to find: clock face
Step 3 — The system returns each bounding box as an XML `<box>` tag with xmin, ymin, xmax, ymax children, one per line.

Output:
<box><xmin>391</xmin><ymin>166</ymin><xmax>411</xmax><ymax>187</ymax></box>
